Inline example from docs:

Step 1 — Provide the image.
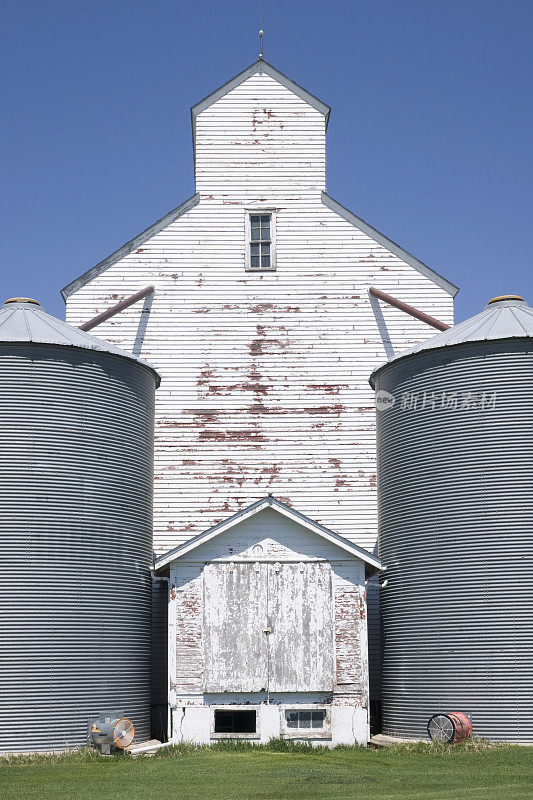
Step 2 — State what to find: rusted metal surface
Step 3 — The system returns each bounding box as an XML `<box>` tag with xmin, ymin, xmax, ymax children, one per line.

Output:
<box><xmin>369</xmin><ymin>286</ymin><xmax>450</xmax><ymax>331</ymax></box>
<box><xmin>448</xmin><ymin>713</ymin><xmax>472</xmax><ymax>744</ymax></box>
<box><xmin>0</xmin><ymin>301</ymin><xmax>157</xmax><ymax>752</ymax></box>
<box><xmin>79</xmin><ymin>285</ymin><xmax>155</xmax><ymax>331</ymax></box>
<box><xmin>374</xmin><ymin>296</ymin><xmax>533</xmax><ymax>743</ymax></box>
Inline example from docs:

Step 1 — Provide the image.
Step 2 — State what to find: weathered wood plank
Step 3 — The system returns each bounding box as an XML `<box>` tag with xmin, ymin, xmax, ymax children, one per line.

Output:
<box><xmin>203</xmin><ymin>562</ymin><xmax>268</xmax><ymax>692</ymax></box>
<box><xmin>267</xmin><ymin>562</ymin><xmax>334</xmax><ymax>692</ymax></box>
<box><xmin>173</xmin><ymin>565</ymin><xmax>204</xmax><ymax>694</ymax></box>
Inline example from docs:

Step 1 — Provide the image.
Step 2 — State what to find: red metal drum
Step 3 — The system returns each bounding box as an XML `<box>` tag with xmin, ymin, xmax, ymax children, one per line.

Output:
<box><xmin>448</xmin><ymin>712</ymin><xmax>471</xmax><ymax>743</ymax></box>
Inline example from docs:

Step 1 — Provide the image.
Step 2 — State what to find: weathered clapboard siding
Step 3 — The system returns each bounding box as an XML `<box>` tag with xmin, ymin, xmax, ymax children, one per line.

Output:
<box><xmin>171</xmin><ymin>564</ymin><xmax>203</xmax><ymax>697</ymax></box>
<box><xmin>65</xmin><ymin>186</ymin><xmax>453</xmax><ymax>555</ymax></box>
<box><xmin>166</xmin><ymin>505</ymin><xmax>371</xmax><ymax>744</ymax></box>
<box><xmin>195</xmin><ymin>74</ymin><xmax>326</xmax><ymax>197</ymax></box>
<box><xmin>64</xmin><ymin>65</ymin><xmax>455</xmax><ymax>711</ymax></box>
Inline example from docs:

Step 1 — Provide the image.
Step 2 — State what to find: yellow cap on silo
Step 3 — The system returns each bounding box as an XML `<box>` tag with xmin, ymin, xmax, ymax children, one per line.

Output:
<box><xmin>4</xmin><ymin>298</ymin><xmax>41</xmax><ymax>305</ymax></box>
<box><xmin>487</xmin><ymin>295</ymin><xmax>524</xmax><ymax>305</ymax></box>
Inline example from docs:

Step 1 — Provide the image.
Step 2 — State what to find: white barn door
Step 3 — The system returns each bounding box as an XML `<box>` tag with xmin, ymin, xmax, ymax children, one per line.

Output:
<box><xmin>203</xmin><ymin>563</ymin><xmax>268</xmax><ymax>692</ymax></box>
<box><xmin>267</xmin><ymin>562</ymin><xmax>333</xmax><ymax>692</ymax></box>
<box><xmin>203</xmin><ymin>561</ymin><xmax>333</xmax><ymax>693</ymax></box>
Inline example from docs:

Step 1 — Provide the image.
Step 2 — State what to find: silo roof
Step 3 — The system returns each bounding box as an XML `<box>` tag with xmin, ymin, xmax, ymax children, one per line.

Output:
<box><xmin>0</xmin><ymin>298</ymin><xmax>160</xmax><ymax>385</ymax></box>
<box><xmin>370</xmin><ymin>295</ymin><xmax>533</xmax><ymax>386</ymax></box>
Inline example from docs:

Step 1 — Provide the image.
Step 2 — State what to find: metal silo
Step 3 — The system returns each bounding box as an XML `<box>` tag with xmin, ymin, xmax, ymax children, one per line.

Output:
<box><xmin>370</xmin><ymin>295</ymin><xmax>533</xmax><ymax>743</ymax></box>
<box><xmin>0</xmin><ymin>298</ymin><xmax>160</xmax><ymax>752</ymax></box>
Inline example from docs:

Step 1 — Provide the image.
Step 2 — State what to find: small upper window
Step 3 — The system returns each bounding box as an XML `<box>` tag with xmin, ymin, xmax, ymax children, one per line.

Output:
<box><xmin>247</xmin><ymin>213</ymin><xmax>275</xmax><ymax>270</ymax></box>
<box><xmin>286</xmin><ymin>710</ymin><xmax>325</xmax><ymax>730</ymax></box>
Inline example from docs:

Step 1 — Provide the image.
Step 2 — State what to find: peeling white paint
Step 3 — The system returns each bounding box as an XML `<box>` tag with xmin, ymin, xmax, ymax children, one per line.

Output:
<box><xmin>64</xmin><ymin>64</ymin><xmax>455</xmax><ymax>717</ymax></box>
<box><xmin>167</xmin><ymin>508</ymin><xmax>370</xmax><ymax>745</ymax></box>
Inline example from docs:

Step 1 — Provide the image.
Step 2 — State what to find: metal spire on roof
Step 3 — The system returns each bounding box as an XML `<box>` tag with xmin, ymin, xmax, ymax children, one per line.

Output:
<box><xmin>259</xmin><ymin>0</ymin><xmax>264</xmax><ymax>60</ymax></box>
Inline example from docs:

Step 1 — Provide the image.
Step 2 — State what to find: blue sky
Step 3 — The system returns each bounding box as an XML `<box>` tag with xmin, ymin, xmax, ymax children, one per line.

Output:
<box><xmin>1</xmin><ymin>0</ymin><xmax>532</xmax><ymax>323</ymax></box>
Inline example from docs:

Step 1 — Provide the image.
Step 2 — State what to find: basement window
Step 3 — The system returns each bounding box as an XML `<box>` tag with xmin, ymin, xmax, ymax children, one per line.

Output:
<box><xmin>214</xmin><ymin>710</ymin><xmax>257</xmax><ymax>734</ymax></box>
<box><xmin>286</xmin><ymin>710</ymin><xmax>326</xmax><ymax>730</ymax></box>
<box><xmin>246</xmin><ymin>212</ymin><xmax>276</xmax><ymax>270</ymax></box>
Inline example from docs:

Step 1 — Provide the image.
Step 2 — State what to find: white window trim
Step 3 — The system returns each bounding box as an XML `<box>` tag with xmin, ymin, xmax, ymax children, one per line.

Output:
<box><xmin>280</xmin><ymin>706</ymin><xmax>331</xmax><ymax>739</ymax></box>
<box><xmin>245</xmin><ymin>210</ymin><xmax>277</xmax><ymax>271</ymax></box>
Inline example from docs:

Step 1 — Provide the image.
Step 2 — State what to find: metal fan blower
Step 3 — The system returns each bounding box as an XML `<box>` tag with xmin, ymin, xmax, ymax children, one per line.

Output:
<box><xmin>91</xmin><ymin>717</ymin><xmax>135</xmax><ymax>755</ymax></box>
<box><xmin>427</xmin><ymin>712</ymin><xmax>471</xmax><ymax>744</ymax></box>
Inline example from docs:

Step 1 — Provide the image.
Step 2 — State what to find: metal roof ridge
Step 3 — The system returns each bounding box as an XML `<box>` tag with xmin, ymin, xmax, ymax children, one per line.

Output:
<box><xmin>450</xmin><ymin>308</ymin><xmax>498</xmax><ymax>342</ymax></box>
<box><xmin>30</xmin><ymin>306</ymin><xmax>75</xmax><ymax>343</ymax></box>
<box><xmin>370</xmin><ymin>297</ymin><xmax>533</xmax><ymax>387</ymax></box>
<box><xmin>0</xmin><ymin>305</ymin><xmax>18</xmax><ymax>337</ymax></box>
<box><xmin>509</xmin><ymin>305</ymin><xmax>531</xmax><ymax>337</ymax></box>
<box><xmin>0</xmin><ymin>300</ymin><xmax>161</xmax><ymax>385</ymax></box>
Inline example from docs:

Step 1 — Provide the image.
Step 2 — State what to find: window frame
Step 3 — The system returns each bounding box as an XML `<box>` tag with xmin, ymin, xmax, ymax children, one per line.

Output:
<box><xmin>280</xmin><ymin>707</ymin><xmax>331</xmax><ymax>739</ymax></box>
<box><xmin>211</xmin><ymin>707</ymin><xmax>259</xmax><ymax>739</ymax></box>
<box><xmin>245</xmin><ymin>210</ymin><xmax>277</xmax><ymax>271</ymax></box>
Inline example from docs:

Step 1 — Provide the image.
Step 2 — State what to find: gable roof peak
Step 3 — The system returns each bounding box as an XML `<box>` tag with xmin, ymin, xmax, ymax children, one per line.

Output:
<box><xmin>191</xmin><ymin>58</ymin><xmax>331</xmax><ymax>127</ymax></box>
<box><xmin>154</xmin><ymin>494</ymin><xmax>382</xmax><ymax>576</ymax></box>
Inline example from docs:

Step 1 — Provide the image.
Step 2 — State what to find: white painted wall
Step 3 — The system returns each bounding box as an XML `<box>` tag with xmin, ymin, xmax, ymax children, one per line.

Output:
<box><xmin>65</xmin><ymin>67</ymin><xmax>454</xmax><ymax>557</ymax></box>
<box><xmin>167</xmin><ymin>508</ymin><xmax>370</xmax><ymax>746</ymax></box>
<box><xmin>195</xmin><ymin>73</ymin><xmax>326</xmax><ymax>199</ymax></box>
<box><xmin>63</xmin><ymin>63</ymin><xmax>456</xmax><ymax>708</ymax></box>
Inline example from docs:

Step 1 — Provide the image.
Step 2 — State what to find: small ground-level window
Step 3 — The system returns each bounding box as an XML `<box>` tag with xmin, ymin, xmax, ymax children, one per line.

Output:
<box><xmin>214</xmin><ymin>710</ymin><xmax>256</xmax><ymax>733</ymax></box>
<box><xmin>286</xmin><ymin>710</ymin><xmax>326</xmax><ymax>729</ymax></box>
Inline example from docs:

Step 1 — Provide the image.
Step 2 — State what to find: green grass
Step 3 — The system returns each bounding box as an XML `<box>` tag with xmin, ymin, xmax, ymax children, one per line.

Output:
<box><xmin>1</xmin><ymin>740</ymin><xmax>532</xmax><ymax>800</ymax></box>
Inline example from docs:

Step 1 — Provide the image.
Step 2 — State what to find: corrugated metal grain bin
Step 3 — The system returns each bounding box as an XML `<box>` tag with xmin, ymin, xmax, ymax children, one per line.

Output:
<box><xmin>0</xmin><ymin>298</ymin><xmax>160</xmax><ymax>752</ymax></box>
<box><xmin>370</xmin><ymin>295</ymin><xmax>533</xmax><ymax>743</ymax></box>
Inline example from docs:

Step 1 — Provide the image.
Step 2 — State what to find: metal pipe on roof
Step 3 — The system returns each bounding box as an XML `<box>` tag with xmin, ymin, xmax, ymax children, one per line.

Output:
<box><xmin>79</xmin><ymin>285</ymin><xmax>155</xmax><ymax>332</ymax></box>
<box><xmin>369</xmin><ymin>287</ymin><xmax>450</xmax><ymax>332</ymax></box>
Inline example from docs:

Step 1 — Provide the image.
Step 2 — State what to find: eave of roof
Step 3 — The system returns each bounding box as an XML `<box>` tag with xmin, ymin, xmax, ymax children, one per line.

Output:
<box><xmin>154</xmin><ymin>495</ymin><xmax>382</xmax><ymax>576</ymax></box>
<box><xmin>369</xmin><ymin>296</ymin><xmax>533</xmax><ymax>387</ymax></box>
<box><xmin>321</xmin><ymin>192</ymin><xmax>459</xmax><ymax>298</ymax></box>
<box><xmin>0</xmin><ymin>299</ymin><xmax>160</xmax><ymax>385</ymax></box>
<box><xmin>60</xmin><ymin>194</ymin><xmax>200</xmax><ymax>301</ymax></box>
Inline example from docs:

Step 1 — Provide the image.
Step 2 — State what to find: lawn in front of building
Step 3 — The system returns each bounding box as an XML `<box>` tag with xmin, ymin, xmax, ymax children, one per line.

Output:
<box><xmin>2</xmin><ymin>740</ymin><xmax>531</xmax><ymax>800</ymax></box>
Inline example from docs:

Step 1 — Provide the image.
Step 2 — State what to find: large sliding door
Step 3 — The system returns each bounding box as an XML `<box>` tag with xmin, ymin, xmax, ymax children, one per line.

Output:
<box><xmin>203</xmin><ymin>561</ymin><xmax>333</xmax><ymax>693</ymax></box>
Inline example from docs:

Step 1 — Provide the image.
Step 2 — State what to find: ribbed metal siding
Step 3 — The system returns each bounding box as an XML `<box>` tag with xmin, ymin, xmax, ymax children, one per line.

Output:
<box><xmin>0</xmin><ymin>345</ymin><xmax>156</xmax><ymax>752</ymax></box>
<box><xmin>151</xmin><ymin>578</ymin><xmax>168</xmax><ymax>742</ymax></box>
<box><xmin>375</xmin><ymin>339</ymin><xmax>533</xmax><ymax>742</ymax></box>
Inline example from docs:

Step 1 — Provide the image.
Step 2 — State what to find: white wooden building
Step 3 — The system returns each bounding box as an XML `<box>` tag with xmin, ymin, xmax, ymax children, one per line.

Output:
<box><xmin>154</xmin><ymin>496</ymin><xmax>381</xmax><ymax>745</ymax></box>
<box><xmin>61</xmin><ymin>59</ymin><xmax>458</xmax><ymax>738</ymax></box>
